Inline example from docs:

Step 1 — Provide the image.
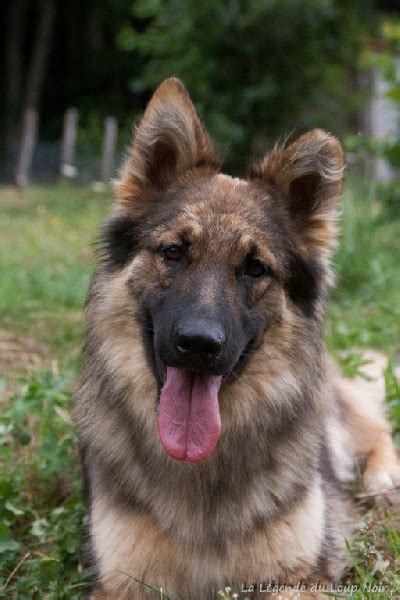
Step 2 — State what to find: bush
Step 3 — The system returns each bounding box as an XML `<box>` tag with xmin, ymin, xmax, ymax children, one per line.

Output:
<box><xmin>0</xmin><ymin>373</ymin><xmax>87</xmax><ymax>599</ymax></box>
<box><xmin>118</xmin><ymin>0</ymin><xmax>376</xmax><ymax>172</ymax></box>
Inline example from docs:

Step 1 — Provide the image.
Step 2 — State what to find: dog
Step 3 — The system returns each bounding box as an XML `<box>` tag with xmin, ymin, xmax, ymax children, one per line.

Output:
<box><xmin>74</xmin><ymin>78</ymin><xmax>399</xmax><ymax>599</ymax></box>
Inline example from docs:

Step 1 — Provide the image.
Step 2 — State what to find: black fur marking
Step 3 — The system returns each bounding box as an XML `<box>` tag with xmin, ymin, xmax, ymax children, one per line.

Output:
<box><xmin>318</xmin><ymin>437</ymin><xmax>352</xmax><ymax>504</ymax></box>
<box><xmin>78</xmin><ymin>443</ymin><xmax>99</xmax><ymax>594</ymax></box>
<box><xmin>316</xmin><ymin>442</ymin><xmax>335</xmax><ymax>579</ymax></box>
<box><xmin>227</xmin><ymin>323</ymin><xmax>276</xmax><ymax>384</ymax></box>
<box><xmin>100</xmin><ymin>213</ymin><xmax>141</xmax><ymax>271</ymax></box>
<box><xmin>289</xmin><ymin>173</ymin><xmax>321</xmax><ymax>221</ymax></box>
<box><xmin>136</xmin><ymin>305</ymin><xmax>159</xmax><ymax>389</ymax></box>
<box><xmin>315</xmin><ymin>493</ymin><xmax>333</xmax><ymax>580</ymax></box>
<box><xmin>318</xmin><ymin>439</ymin><xmax>339</xmax><ymax>485</ymax></box>
<box><xmin>286</xmin><ymin>253</ymin><xmax>321</xmax><ymax>317</ymax></box>
<box><xmin>91</xmin><ymin>450</ymin><xmax>151</xmax><ymax>514</ymax></box>
<box><xmin>316</xmin><ymin>440</ymin><xmax>352</xmax><ymax>581</ymax></box>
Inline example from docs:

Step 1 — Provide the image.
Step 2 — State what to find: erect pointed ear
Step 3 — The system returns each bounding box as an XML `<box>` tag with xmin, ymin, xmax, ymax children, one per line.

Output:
<box><xmin>117</xmin><ymin>78</ymin><xmax>221</xmax><ymax>204</ymax></box>
<box><xmin>250</xmin><ymin>129</ymin><xmax>345</xmax><ymax>254</ymax></box>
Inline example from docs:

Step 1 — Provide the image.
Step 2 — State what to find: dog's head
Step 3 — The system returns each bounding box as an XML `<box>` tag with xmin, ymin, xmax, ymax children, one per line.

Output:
<box><xmin>99</xmin><ymin>78</ymin><xmax>344</xmax><ymax>463</ymax></box>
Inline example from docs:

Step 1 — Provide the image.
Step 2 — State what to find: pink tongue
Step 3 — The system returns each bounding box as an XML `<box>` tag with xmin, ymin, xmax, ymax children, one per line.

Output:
<box><xmin>157</xmin><ymin>367</ymin><xmax>222</xmax><ymax>463</ymax></box>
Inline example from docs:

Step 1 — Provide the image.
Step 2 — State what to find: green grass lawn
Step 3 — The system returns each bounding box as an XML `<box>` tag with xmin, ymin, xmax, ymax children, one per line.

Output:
<box><xmin>0</xmin><ymin>185</ymin><xmax>110</xmax><ymax>378</ymax></box>
<box><xmin>0</xmin><ymin>182</ymin><xmax>399</xmax><ymax>599</ymax></box>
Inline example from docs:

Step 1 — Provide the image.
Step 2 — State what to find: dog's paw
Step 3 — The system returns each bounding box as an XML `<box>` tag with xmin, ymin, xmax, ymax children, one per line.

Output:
<box><xmin>364</xmin><ymin>469</ymin><xmax>394</xmax><ymax>491</ymax></box>
<box><xmin>363</xmin><ymin>464</ymin><xmax>400</xmax><ymax>503</ymax></box>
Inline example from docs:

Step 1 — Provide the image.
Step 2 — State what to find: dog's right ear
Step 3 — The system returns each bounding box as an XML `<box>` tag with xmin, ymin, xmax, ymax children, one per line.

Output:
<box><xmin>249</xmin><ymin>129</ymin><xmax>344</xmax><ymax>256</ymax></box>
<box><xmin>117</xmin><ymin>78</ymin><xmax>220</xmax><ymax>205</ymax></box>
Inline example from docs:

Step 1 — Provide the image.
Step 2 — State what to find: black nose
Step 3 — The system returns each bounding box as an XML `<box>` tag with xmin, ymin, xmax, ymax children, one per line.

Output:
<box><xmin>174</xmin><ymin>320</ymin><xmax>225</xmax><ymax>357</ymax></box>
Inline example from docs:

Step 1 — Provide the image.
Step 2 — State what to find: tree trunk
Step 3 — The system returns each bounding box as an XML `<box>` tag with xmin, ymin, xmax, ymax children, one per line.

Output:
<box><xmin>60</xmin><ymin>108</ymin><xmax>79</xmax><ymax>177</ymax></box>
<box><xmin>2</xmin><ymin>0</ymin><xmax>28</xmax><ymax>178</ymax></box>
<box><xmin>101</xmin><ymin>117</ymin><xmax>118</xmax><ymax>183</ymax></box>
<box><xmin>15</xmin><ymin>107</ymin><xmax>39</xmax><ymax>187</ymax></box>
<box><xmin>23</xmin><ymin>0</ymin><xmax>56</xmax><ymax>111</ymax></box>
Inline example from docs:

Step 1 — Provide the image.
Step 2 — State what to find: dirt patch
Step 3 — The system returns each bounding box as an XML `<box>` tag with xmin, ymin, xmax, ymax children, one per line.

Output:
<box><xmin>0</xmin><ymin>330</ymin><xmax>46</xmax><ymax>369</ymax></box>
<box><xmin>0</xmin><ymin>186</ymin><xmax>31</xmax><ymax>209</ymax></box>
<box><xmin>0</xmin><ymin>330</ymin><xmax>49</xmax><ymax>399</ymax></box>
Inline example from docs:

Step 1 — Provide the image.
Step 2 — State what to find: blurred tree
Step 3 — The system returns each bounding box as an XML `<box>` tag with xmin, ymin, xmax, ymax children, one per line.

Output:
<box><xmin>3</xmin><ymin>0</ymin><xmax>28</xmax><ymax>175</ymax></box>
<box><xmin>373</xmin><ymin>20</ymin><xmax>400</xmax><ymax>168</ymax></box>
<box><xmin>359</xmin><ymin>18</ymin><xmax>400</xmax><ymax>216</ymax></box>
<box><xmin>118</xmin><ymin>0</ymin><xmax>377</xmax><ymax>172</ymax></box>
<box><xmin>23</xmin><ymin>0</ymin><xmax>56</xmax><ymax>113</ymax></box>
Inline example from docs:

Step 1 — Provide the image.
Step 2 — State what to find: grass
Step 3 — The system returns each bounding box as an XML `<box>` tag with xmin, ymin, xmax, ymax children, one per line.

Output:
<box><xmin>0</xmin><ymin>181</ymin><xmax>399</xmax><ymax>599</ymax></box>
<box><xmin>327</xmin><ymin>178</ymin><xmax>400</xmax><ymax>356</ymax></box>
<box><xmin>0</xmin><ymin>184</ymin><xmax>110</xmax><ymax>379</ymax></box>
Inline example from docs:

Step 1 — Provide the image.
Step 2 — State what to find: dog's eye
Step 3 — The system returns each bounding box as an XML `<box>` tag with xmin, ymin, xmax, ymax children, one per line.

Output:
<box><xmin>244</xmin><ymin>259</ymin><xmax>268</xmax><ymax>278</ymax></box>
<box><xmin>162</xmin><ymin>245</ymin><xmax>185</xmax><ymax>262</ymax></box>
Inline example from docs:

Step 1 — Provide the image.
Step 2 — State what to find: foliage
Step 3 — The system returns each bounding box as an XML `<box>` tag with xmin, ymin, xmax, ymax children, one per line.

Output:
<box><xmin>0</xmin><ymin>373</ymin><xmax>87</xmax><ymax>599</ymax></box>
<box><xmin>326</xmin><ymin>177</ymin><xmax>400</xmax><ymax>355</ymax></box>
<box><xmin>118</xmin><ymin>0</ymin><xmax>375</xmax><ymax>172</ymax></box>
<box><xmin>385</xmin><ymin>362</ymin><xmax>400</xmax><ymax>447</ymax></box>
<box><xmin>375</xmin><ymin>180</ymin><xmax>400</xmax><ymax>220</ymax></box>
<box><xmin>350</xmin><ymin>18</ymin><xmax>400</xmax><ymax>219</ymax></box>
<box><xmin>342</xmin><ymin>511</ymin><xmax>400</xmax><ymax>600</ymax></box>
<box><xmin>360</xmin><ymin>20</ymin><xmax>400</xmax><ymax>167</ymax></box>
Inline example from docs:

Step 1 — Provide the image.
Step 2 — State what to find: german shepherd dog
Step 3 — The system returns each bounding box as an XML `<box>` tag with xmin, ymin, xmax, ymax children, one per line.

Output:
<box><xmin>75</xmin><ymin>78</ymin><xmax>399</xmax><ymax>599</ymax></box>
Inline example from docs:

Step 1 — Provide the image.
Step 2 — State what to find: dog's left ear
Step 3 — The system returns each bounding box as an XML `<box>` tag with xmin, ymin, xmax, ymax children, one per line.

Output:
<box><xmin>118</xmin><ymin>78</ymin><xmax>220</xmax><ymax>204</ymax></box>
<box><xmin>250</xmin><ymin>129</ymin><xmax>344</xmax><ymax>254</ymax></box>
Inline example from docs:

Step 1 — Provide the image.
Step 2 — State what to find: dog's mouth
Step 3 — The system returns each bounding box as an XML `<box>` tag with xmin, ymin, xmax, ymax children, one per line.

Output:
<box><xmin>157</xmin><ymin>367</ymin><xmax>223</xmax><ymax>463</ymax></box>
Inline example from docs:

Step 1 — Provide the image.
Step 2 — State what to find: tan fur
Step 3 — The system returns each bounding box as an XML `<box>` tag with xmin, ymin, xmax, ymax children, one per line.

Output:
<box><xmin>330</xmin><ymin>352</ymin><xmax>400</xmax><ymax>493</ymax></box>
<box><xmin>117</xmin><ymin>78</ymin><xmax>220</xmax><ymax>205</ymax></box>
<box><xmin>90</xmin><ymin>477</ymin><xmax>326</xmax><ymax>599</ymax></box>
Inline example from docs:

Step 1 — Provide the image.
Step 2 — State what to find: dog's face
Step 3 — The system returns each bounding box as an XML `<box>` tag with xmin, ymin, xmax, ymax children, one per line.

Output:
<box><xmin>100</xmin><ymin>78</ymin><xmax>344</xmax><ymax>463</ymax></box>
<box><xmin>133</xmin><ymin>178</ymin><xmax>286</xmax><ymax>382</ymax></box>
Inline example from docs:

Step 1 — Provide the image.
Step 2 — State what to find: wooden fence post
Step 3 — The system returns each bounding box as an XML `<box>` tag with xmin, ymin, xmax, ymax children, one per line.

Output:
<box><xmin>60</xmin><ymin>107</ymin><xmax>79</xmax><ymax>176</ymax></box>
<box><xmin>101</xmin><ymin>116</ymin><xmax>118</xmax><ymax>183</ymax></box>
<box><xmin>15</xmin><ymin>107</ymin><xmax>38</xmax><ymax>187</ymax></box>
<box><xmin>364</xmin><ymin>59</ymin><xmax>400</xmax><ymax>181</ymax></box>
